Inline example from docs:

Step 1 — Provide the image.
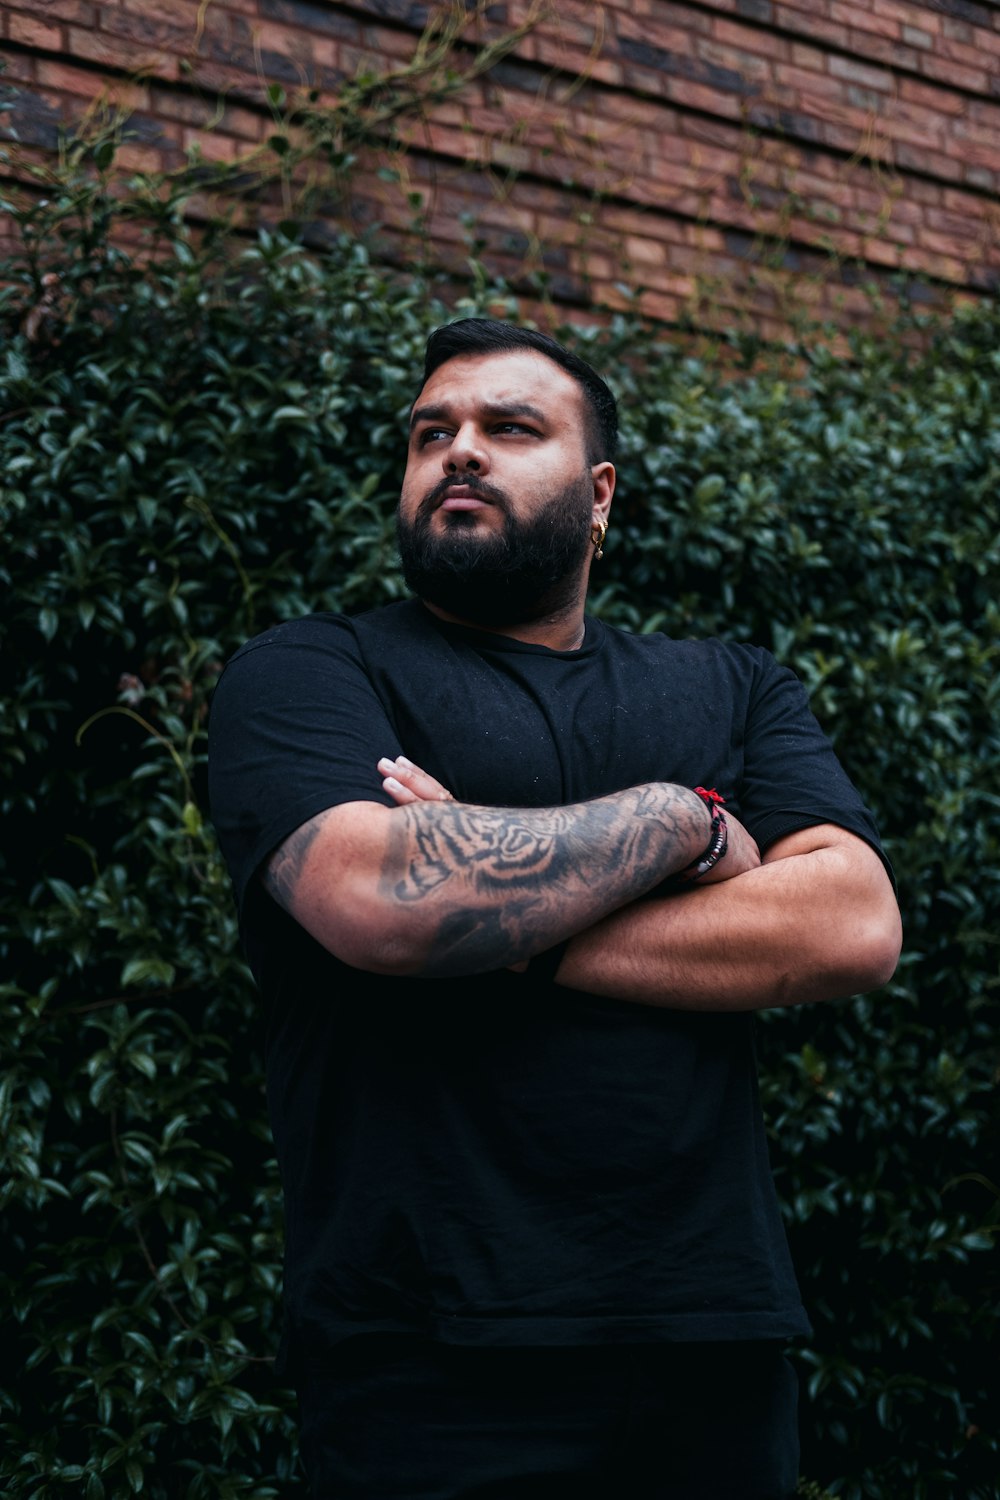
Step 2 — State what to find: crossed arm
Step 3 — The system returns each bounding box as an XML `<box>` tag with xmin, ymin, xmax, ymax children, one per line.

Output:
<box><xmin>262</xmin><ymin>770</ymin><xmax>744</xmax><ymax>979</ymax></box>
<box><xmin>262</xmin><ymin>755</ymin><xmax>901</xmax><ymax>1009</ymax></box>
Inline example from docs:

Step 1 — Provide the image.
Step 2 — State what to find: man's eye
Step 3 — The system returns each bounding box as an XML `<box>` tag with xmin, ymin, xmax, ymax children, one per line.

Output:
<box><xmin>418</xmin><ymin>428</ymin><xmax>451</xmax><ymax>445</ymax></box>
<box><xmin>495</xmin><ymin>422</ymin><xmax>535</xmax><ymax>436</ymax></box>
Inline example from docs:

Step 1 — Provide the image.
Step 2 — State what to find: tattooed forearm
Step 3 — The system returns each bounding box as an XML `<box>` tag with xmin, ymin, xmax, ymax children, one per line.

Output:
<box><xmin>263</xmin><ymin>809</ymin><xmax>330</xmax><ymax>911</ymax></box>
<box><xmin>380</xmin><ymin>784</ymin><xmax>710</xmax><ymax>977</ymax></box>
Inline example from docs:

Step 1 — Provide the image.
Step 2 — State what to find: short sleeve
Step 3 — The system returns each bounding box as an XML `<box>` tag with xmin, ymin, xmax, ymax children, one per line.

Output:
<box><xmin>207</xmin><ymin>616</ymin><xmax>404</xmax><ymax>915</ymax></box>
<box><xmin>736</xmin><ymin>650</ymin><xmax>893</xmax><ymax>884</ymax></box>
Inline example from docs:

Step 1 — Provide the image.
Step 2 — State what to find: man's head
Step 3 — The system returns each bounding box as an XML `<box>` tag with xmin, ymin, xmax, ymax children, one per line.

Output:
<box><xmin>397</xmin><ymin>320</ymin><xmax>618</xmax><ymax>634</ymax></box>
<box><xmin>421</xmin><ymin>319</ymin><xmax>618</xmax><ymax>466</ymax></box>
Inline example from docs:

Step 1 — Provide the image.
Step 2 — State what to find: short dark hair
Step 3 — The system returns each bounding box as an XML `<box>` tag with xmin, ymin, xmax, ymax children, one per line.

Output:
<box><xmin>421</xmin><ymin>318</ymin><xmax>618</xmax><ymax>464</ymax></box>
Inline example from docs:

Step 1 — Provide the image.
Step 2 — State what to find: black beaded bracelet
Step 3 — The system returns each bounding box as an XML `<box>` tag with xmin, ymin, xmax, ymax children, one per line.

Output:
<box><xmin>663</xmin><ymin>786</ymin><xmax>728</xmax><ymax>891</ymax></box>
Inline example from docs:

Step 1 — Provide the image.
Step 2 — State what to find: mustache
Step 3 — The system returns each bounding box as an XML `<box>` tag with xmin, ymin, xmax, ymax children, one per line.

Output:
<box><xmin>419</xmin><ymin>474</ymin><xmax>510</xmax><ymax>515</ymax></box>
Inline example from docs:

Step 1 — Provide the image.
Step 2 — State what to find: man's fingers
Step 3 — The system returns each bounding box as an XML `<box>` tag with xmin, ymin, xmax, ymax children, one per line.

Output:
<box><xmin>377</xmin><ymin>755</ymin><xmax>454</xmax><ymax>803</ymax></box>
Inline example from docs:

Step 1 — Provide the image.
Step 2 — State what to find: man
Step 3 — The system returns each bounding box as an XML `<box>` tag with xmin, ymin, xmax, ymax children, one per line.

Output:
<box><xmin>208</xmin><ymin>318</ymin><xmax>901</xmax><ymax>1499</ymax></box>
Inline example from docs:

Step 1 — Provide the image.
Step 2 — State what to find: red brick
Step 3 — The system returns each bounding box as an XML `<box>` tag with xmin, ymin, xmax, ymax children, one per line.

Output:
<box><xmin>847</xmin><ymin>30</ymin><xmax>919</xmax><ymax>70</ymax></box>
<box><xmin>664</xmin><ymin>77</ymin><xmax>743</xmax><ymax>117</ymax></box>
<box><xmin>23</xmin><ymin>0</ymin><xmax>96</xmax><ymax>21</ymax></box>
<box><xmin>951</xmin><ymin>116</ymin><xmax>1000</xmax><ymax>150</ymax></box>
<box><xmin>147</xmin><ymin>85</ymin><xmax>212</xmax><ymax>125</ymax></box>
<box><xmin>182</xmin><ymin>127</ymin><xmax>245</xmax><ymax>163</ymax></box>
<box><xmin>114</xmin><ymin>141</ymin><xmax>165</xmax><ymax>172</ymax></box>
<box><xmin>969</xmin><ymin>98</ymin><xmax>1000</xmax><ymax>126</ymax></box>
<box><xmin>116</xmin><ymin>0</ymin><xmax>192</xmax><ymax>25</ymax></box>
<box><xmin>624</xmin><ymin>234</ymin><xmax>667</xmax><ymax>266</ymax></box>
<box><xmin>828</xmin><ymin>55</ymin><xmax>893</xmax><ymax>92</ymax></box>
<box><xmin>67</xmin><ymin>24</ymin><xmax>180</xmax><ymax>78</ymax></box>
<box><xmin>949</xmin><ymin>143</ymin><xmax>1000</xmax><ymax>178</ymax></box>
<box><xmin>881</xmin><ymin>112</ymin><xmax>947</xmax><ymax>150</ymax></box>
<box><xmin>893</xmin><ymin>142</ymin><xmax>960</xmax><ymax>177</ymax></box>
<box><xmin>683</xmin><ymin>222</ymin><xmax>726</xmax><ymax>252</ymax></box>
<box><xmin>871</xmin><ymin>0</ymin><xmax>933</xmax><ymax>25</ymax></box>
<box><xmin>616</xmin><ymin>14</ymin><xmax>692</xmax><ymax>54</ymax></box>
<box><xmin>899</xmin><ymin>77</ymin><xmax>965</xmax><ymax>114</ymax></box>
<box><xmin>775</xmin><ymin>64</ymin><xmax>844</xmax><ymax>99</ymax></box>
<box><xmin>596</xmin><ymin>93</ymin><xmax>674</xmax><ymax>130</ymax></box>
<box><xmin>699</xmin><ymin>39</ymin><xmax>774</xmax><ymax>83</ymax></box>
<box><xmin>901</xmin><ymin>24</ymin><xmax>932</xmax><ymax>49</ymax></box>
<box><xmin>925</xmin><ymin>206</ymin><xmax>985</xmax><ymax>240</ymax></box>
<box><xmin>918</xmin><ymin>228</ymin><xmax>977</xmax><ymax>262</ymax></box>
<box><xmin>95</xmin><ymin>9</ymin><xmax>194</xmax><ymax>56</ymax></box>
<box><xmin>775</xmin><ymin>5</ymin><xmax>845</xmax><ymax>46</ymax></box>
<box><xmin>830</xmin><ymin>1</ymin><xmax>899</xmax><ymax>39</ymax></box>
<box><xmin>547</xmin><ymin>10</ymin><xmax>601</xmax><ymax>50</ymax></box>
<box><xmin>797</xmin><ymin>169</ymin><xmax>857</xmax><ymax>210</ymax></box>
<box><xmin>711</xmin><ymin>16</ymin><xmax>784</xmax><ymax>57</ymax></box>
<box><xmin>200</xmin><ymin>0</ymin><xmax>257</xmax><ymax>14</ymax></box>
<box><xmin>942</xmin><ymin>187</ymin><xmax>987</xmax><ymax>215</ymax></box>
<box><xmin>261</xmin><ymin>22</ymin><xmax>337</xmax><ymax>70</ymax></box>
<box><xmin>7</xmin><ymin>12</ymin><xmax>63</xmax><ymax>49</ymax></box>
<box><xmin>790</xmin><ymin>40</ymin><xmax>829</xmax><ymax>70</ymax></box>
<box><xmin>919</xmin><ymin>55</ymin><xmax>988</xmax><ymax>92</ymax></box>
<box><xmin>853</xmin><ymin>187</ymin><xmax>917</xmax><ymax>223</ymax></box>
<box><xmin>910</xmin><ymin>179</ymin><xmax>945</xmax><ymax>207</ymax></box>
<box><xmin>36</xmin><ymin>56</ymin><xmax>106</xmax><ymax>95</ymax></box>
<box><xmin>864</xmin><ymin>220</ymin><xmax>915</xmax><ymax>250</ymax></box>
<box><xmin>941</xmin><ymin>17</ymin><xmax>975</xmax><ymax>45</ymax></box>
<box><xmin>0</xmin><ymin>46</ymin><xmax>35</xmax><ymax>83</ymax></box>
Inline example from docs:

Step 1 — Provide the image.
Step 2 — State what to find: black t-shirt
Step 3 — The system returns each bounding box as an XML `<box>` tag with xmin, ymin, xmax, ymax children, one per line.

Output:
<box><xmin>208</xmin><ymin>600</ymin><xmax>888</xmax><ymax>1368</ymax></box>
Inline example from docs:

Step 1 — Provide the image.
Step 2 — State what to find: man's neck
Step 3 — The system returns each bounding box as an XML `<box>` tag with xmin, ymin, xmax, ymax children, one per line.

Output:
<box><xmin>421</xmin><ymin>599</ymin><xmax>588</xmax><ymax>652</ymax></box>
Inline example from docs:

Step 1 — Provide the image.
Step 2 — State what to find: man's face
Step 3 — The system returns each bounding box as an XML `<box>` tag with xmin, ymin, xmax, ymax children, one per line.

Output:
<box><xmin>397</xmin><ymin>351</ymin><xmax>612</xmax><ymax>628</ymax></box>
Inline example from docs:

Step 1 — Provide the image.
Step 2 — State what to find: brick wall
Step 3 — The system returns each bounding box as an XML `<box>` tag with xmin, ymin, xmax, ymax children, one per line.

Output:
<box><xmin>2</xmin><ymin>0</ymin><xmax>998</xmax><ymax>335</ymax></box>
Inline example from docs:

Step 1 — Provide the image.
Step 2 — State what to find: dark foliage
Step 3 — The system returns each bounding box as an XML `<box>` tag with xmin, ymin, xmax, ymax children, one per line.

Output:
<box><xmin>1</xmin><ymin>162</ymin><xmax>997</xmax><ymax>1499</ymax></box>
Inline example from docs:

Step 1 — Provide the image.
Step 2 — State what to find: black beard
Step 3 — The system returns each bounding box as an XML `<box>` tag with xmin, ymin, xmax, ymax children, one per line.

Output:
<box><xmin>396</xmin><ymin>472</ymin><xmax>595</xmax><ymax>628</ymax></box>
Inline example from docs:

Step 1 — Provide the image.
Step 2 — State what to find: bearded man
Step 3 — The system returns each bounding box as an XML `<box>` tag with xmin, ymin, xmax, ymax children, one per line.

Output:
<box><xmin>208</xmin><ymin>318</ymin><xmax>901</xmax><ymax>1499</ymax></box>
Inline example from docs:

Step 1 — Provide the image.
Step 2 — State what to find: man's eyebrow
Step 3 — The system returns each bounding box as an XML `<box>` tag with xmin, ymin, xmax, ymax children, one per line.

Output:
<box><xmin>409</xmin><ymin>400</ymin><xmax>548</xmax><ymax>432</ymax></box>
<box><xmin>409</xmin><ymin>402</ymin><xmax>449</xmax><ymax>432</ymax></box>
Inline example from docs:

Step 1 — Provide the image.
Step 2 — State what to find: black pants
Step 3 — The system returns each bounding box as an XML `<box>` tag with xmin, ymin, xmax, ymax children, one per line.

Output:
<box><xmin>296</xmin><ymin>1336</ymin><xmax>800</xmax><ymax>1499</ymax></box>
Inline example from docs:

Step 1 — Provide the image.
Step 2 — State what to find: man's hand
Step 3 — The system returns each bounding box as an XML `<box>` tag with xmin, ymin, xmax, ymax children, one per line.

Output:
<box><xmin>377</xmin><ymin>755</ymin><xmax>762</xmax><ymax>884</ymax></box>
<box><xmin>377</xmin><ymin>755</ymin><xmax>455</xmax><ymax>805</ymax></box>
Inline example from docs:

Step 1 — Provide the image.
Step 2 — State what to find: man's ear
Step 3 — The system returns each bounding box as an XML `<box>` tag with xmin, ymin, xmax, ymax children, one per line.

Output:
<box><xmin>591</xmin><ymin>462</ymin><xmax>615</xmax><ymax>525</ymax></box>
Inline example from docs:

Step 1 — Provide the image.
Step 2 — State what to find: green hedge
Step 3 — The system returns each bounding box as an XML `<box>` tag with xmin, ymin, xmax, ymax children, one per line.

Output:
<box><xmin>1</xmin><ymin>168</ymin><xmax>998</xmax><ymax>1499</ymax></box>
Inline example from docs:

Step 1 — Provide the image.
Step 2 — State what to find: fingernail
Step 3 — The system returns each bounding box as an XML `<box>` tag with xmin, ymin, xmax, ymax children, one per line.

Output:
<box><xmin>384</xmin><ymin>776</ymin><xmax>403</xmax><ymax>794</ymax></box>
<box><xmin>396</xmin><ymin>755</ymin><xmax>414</xmax><ymax>770</ymax></box>
<box><xmin>377</xmin><ymin>758</ymin><xmax>395</xmax><ymax>773</ymax></box>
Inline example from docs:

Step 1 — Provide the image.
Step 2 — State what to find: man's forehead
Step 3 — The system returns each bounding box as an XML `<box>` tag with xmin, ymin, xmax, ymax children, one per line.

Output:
<box><xmin>413</xmin><ymin>350</ymin><xmax>583</xmax><ymax>417</ymax></box>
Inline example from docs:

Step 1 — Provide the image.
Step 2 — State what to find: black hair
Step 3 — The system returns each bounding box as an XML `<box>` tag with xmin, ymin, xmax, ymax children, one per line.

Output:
<box><xmin>421</xmin><ymin>318</ymin><xmax>618</xmax><ymax>464</ymax></box>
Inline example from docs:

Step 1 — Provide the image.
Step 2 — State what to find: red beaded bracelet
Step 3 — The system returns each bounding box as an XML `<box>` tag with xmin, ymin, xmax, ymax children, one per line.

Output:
<box><xmin>665</xmin><ymin>787</ymin><xmax>728</xmax><ymax>890</ymax></box>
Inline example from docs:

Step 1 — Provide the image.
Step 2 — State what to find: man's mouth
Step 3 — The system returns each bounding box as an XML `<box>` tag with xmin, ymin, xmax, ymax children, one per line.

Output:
<box><xmin>439</xmin><ymin>486</ymin><xmax>491</xmax><ymax>513</ymax></box>
<box><xmin>427</xmin><ymin>480</ymin><xmax>500</xmax><ymax>514</ymax></box>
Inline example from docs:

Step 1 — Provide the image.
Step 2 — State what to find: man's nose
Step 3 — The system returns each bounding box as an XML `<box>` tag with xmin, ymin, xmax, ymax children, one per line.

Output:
<box><xmin>445</xmin><ymin>424</ymin><xmax>489</xmax><ymax>475</ymax></box>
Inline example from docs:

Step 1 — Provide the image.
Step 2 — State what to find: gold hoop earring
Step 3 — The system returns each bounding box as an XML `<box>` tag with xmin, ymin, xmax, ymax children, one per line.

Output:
<box><xmin>591</xmin><ymin>520</ymin><xmax>607</xmax><ymax>560</ymax></box>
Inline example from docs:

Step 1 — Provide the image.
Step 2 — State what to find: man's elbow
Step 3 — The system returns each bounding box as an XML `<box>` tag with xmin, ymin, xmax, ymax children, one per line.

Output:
<box><xmin>313</xmin><ymin>911</ymin><xmax>430</xmax><ymax>976</ymax></box>
<box><xmin>272</xmin><ymin>873</ymin><xmax>431</xmax><ymax>976</ymax></box>
<box><xmin>827</xmin><ymin>902</ymin><xmax>902</xmax><ymax>998</ymax></box>
<box><xmin>859</xmin><ymin>914</ymin><xmax>902</xmax><ymax>990</ymax></box>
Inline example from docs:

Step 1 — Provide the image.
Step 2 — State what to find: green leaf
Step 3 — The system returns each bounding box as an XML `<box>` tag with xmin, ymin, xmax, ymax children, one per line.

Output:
<box><xmin>120</xmin><ymin>957</ymin><xmax>176</xmax><ymax>988</ymax></box>
<box><xmin>182</xmin><ymin>801</ymin><xmax>203</xmax><ymax>836</ymax></box>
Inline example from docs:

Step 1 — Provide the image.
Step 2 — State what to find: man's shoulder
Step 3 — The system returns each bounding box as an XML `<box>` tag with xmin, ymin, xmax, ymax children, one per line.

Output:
<box><xmin>597</xmin><ymin>620</ymin><xmax>777</xmax><ymax>673</ymax></box>
<box><xmin>225</xmin><ymin>600</ymin><xmax>422</xmax><ymax>666</ymax></box>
